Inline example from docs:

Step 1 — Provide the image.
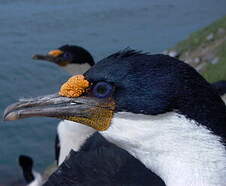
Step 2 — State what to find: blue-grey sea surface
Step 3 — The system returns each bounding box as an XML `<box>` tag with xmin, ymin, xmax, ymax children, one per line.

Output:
<box><xmin>0</xmin><ymin>0</ymin><xmax>226</xmax><ymax>183</ymax></box>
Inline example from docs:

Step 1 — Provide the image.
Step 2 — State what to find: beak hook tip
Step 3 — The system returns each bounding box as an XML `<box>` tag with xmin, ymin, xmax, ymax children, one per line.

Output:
<box><xmin>32</xmin><ymin>55</ymin><xmax>38</xmax><ymax>59</ymax></box>
<box><xmin>3</xmin><ymin>111</ymin><xmax>19</xmax><ymax>121</ymax></box>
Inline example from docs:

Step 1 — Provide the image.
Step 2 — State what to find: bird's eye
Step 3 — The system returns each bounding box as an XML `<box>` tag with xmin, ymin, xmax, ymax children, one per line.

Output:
<box><xmin>63</xmin><ymin>52</ymin><xmax>72</xmax><ymax>60</ymax></box>
<box><xmin>92</xmin><ymin>82</ymin><xmax>113</xmax><ymax>98</ymax></box>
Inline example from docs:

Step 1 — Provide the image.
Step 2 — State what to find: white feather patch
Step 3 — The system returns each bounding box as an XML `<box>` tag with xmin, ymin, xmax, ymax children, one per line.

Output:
<box><xmin>101</xmin><ymin>112</ymin><xmax>226</xmax><ymax>186</ymax></box>
<box><xmin>57</xmin><ymin>120</ymin><xmax>95</xmax><ymax>165</ymax></box>
<box><xmin>63</xmin><ymin>63</ymin><xmax>91</xmax><ymax>75</ymax></box>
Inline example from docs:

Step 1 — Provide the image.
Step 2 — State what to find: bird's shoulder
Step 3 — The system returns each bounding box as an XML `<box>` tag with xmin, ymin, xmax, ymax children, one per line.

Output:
<box><xmin>45</xmin><ymin>133</ymin><xmax>165</xmax><ymax>186</ymax></box>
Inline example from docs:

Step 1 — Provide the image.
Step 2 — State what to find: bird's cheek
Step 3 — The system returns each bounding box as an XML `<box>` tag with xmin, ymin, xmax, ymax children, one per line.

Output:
<box><xmin>64</xmin><ymin>107</ymin><xmax>114</xmax><ymax>131</ymax></box>
<box><xmin>62</xmin><ymin>100</ymin><xmax>116</xmax><ymax>131</ymax></box>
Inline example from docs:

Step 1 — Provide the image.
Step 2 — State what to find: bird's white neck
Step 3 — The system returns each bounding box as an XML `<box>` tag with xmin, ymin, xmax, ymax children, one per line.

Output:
<box><xmin>101</xmin><ymin>112</ymin><xmax>226</xmax><ymax>186</ymax></box>
<box><xmin>57</xmin><ymin>120</ymin><xmax>95</xmax><ymax>165</ymax></box>
<box><xmin>63</xmin><ymin>63</ymin><xmax>91</xmax><ymax>75</ymax></box>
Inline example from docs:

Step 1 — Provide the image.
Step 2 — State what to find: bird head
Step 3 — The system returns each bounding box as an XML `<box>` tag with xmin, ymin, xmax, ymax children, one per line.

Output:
<box><xmin>4</xmin><ymin>50</ymin><xmax>226</xmax><ymax>137</ymax></box>
<box><xmin>32</xmin><ymin>45</ymin><xmax>95</xmax><ymax>67</ymax></box>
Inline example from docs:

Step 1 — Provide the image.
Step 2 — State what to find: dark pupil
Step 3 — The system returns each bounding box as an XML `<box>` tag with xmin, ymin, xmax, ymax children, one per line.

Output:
<box><xmin>97</xmin><ymin>85</ymin><xmax>107</xmax><ymax>95</ymax></box>
<box><xmin>93</xmin><ymin>82</ymin><xmax>112</xmax><ymax>98</ymax></box>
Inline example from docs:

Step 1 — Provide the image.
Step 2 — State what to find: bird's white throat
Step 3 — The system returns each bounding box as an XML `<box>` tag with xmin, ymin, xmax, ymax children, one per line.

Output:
<box><xmin>101</xmin><ymin>112</ymin><xmax>226</xmax><ymax>186</ymax></box>
<box><xmin>57</xmin><ymin>120</ymin><xmax>95</xmax><ymax>165</ymax></box>
<box><xmin>63</xmin><ymin>63</ymin><xmax>92</xmax><ymax>75</ymax></box>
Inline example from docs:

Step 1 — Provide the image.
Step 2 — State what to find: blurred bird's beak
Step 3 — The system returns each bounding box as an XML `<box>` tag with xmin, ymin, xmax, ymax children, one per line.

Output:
<box><xmin>3</xmin><ymin>94</ymin><xmax>115</xmax><ymax>131</ymax></box>
<box><xmin>32</xmin><ymin>50</ymin><xmax>68</xmax><ymax>66</ymax></box>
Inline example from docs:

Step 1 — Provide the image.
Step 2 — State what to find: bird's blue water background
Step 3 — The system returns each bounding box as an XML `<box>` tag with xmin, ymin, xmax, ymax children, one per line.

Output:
<box><xmin>0</xmin><ymin>0</ymin><xmax>226</xmax><ymax>183</ymax></box>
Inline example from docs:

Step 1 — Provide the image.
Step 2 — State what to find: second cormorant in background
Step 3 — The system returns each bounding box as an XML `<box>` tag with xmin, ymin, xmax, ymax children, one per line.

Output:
<box><xmin>18</xmin><ymin>155</ymin><xmax>43</xmax><ymax>186</ymax></box>
<box><xmin>32</xmin><ymin>45</ymin><xmax>94</xmax><ymax>75</ymax></box>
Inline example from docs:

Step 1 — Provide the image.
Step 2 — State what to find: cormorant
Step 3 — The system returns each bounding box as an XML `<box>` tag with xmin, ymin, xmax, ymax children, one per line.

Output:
<box><xmin>5</xmin><ymin>50</ymin><xmax>226</xmax><ymax>185</ymax></box>
<box><xmin>4</xmin><ymin>50</ymin><xmax>226</xmax><ymax>185</ymax></box>
<box><xmin>18</xmin><ymin>155</ymin><xmax>43</xmax><ymax>186</ymax></box>
<box><xmin>32</xmin><ymin>45</ymin><xmax>94</xmax><ymax>75</ymax></box>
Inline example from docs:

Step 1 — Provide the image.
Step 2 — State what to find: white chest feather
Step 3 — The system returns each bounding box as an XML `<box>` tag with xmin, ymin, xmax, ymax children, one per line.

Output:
<box><xmin>63</xmin><ymin>63</ymin><xmax>91</xmax><ymax>75</ymax></box>
<box><xmin>101</xmin><ymin>112</ymin><xmax>226</xmax><ymax>186</ymax></box>
<box><xmin>57</xmin><ymin>120</ymin><xmax>95</xmax><ymax>165</ymax></box>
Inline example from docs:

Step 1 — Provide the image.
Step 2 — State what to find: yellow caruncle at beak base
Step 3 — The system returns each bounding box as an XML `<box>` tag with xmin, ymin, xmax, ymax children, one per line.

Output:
<box><xmin>48</xmin><ymin>49</ymin><xmax>63</xmax><ymax>57</ymax></box>
<box><xmin>59</xmin><ymin>75</ymin><xmax>90</xmax><ymax>98</ymax></box>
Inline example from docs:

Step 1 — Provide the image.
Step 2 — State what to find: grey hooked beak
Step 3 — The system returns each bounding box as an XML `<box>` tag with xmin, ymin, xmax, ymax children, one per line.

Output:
<box><xmin>3</xmin><ymin>93</ymin><xmax>115</xmax><ymax>131</ymax></box>
<box><xmin>32</xmin><ymin>54</ymin><xmax>63</xmax><ymax>64</ymax></box>
<box><xmin>3</xmin><ymin>94</ymin><xmax>85</xmax><ymax>121</ymax></box>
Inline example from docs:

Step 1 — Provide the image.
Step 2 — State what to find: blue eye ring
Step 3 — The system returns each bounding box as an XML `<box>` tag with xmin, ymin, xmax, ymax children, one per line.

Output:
<box><xmin>93</xmin><ymin>82</ymin><xmax>113</xmax><ymax>98</ymax></box>
<box><xmin>63</xmin><ymin>52</ymin><xmax>72</xmax><ymax>60</ymax></box>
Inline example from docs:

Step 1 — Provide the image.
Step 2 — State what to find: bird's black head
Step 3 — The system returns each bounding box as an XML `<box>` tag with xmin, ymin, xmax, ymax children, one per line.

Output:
<box><xmin>19</xmin><ymin>155</ymin><xmax>33</xmax><ymax>170</ymax></box>
<box><xmin>86</xmin><ymin>50</ymin><xmax>177</xmax><ymax>115</ymax></box>
<box><xmin>4</xmin><ymin>50</ymin><xmax>226</xmax><ymax>138</ymax></box>
<box><xmin>18</xmin><ymin>155</ymin><xmax>35</xmax><ymax>183</ymax></box>
<box><xmin>85</xmin><ymin>50</ymin><xmax>226</xmax><ymax>137</ymax></box>
<box><xmin>32</xmin><ymin>44</ymin><xmax>95</xmax><ymax>67</ymax></box>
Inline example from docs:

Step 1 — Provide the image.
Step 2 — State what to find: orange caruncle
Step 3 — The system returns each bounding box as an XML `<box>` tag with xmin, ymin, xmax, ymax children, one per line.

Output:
<box><xmin>59</xmin><ymin>75</ymin><xmax>90</xmax><ymax>98</ymax></box>
<box><xmin>48</xmin><ymin>50</ymin><xmax>63</xmax><ymax>57</ymax></box>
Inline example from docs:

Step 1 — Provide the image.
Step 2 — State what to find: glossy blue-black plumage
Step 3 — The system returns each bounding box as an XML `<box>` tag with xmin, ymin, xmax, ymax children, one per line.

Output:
<box><xmin>59</xmin><ymin>45</ymin><xmax>95</xmax><ymax>66</ymax></box>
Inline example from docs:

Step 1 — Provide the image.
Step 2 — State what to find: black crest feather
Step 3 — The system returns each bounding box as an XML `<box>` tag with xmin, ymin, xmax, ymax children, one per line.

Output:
<box><xmin>108</xmin><ymin>48</ymin><xmax>149</xmax><ymax>59</ymax></box>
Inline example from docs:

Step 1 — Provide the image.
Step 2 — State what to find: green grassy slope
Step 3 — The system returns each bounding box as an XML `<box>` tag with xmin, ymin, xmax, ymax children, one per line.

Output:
<box><xmin>168</xmin><ymin>15</ymin><xmax>226</xmax><ymax>83</ymax></box>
